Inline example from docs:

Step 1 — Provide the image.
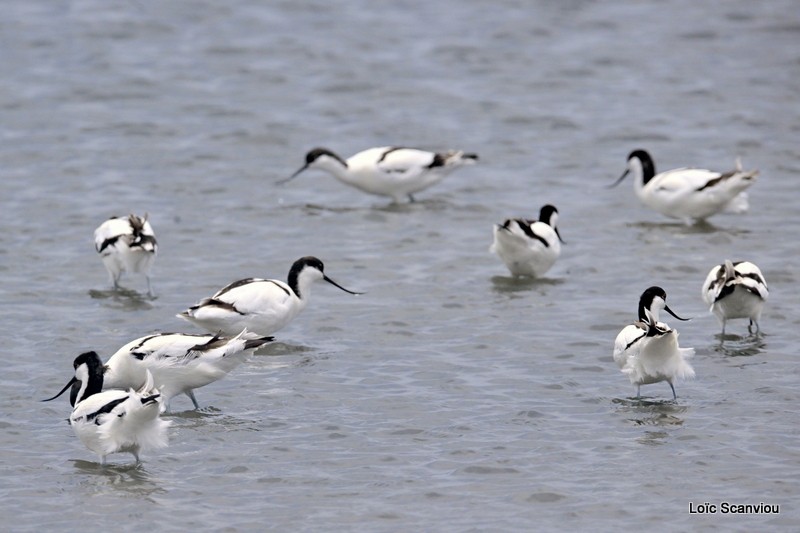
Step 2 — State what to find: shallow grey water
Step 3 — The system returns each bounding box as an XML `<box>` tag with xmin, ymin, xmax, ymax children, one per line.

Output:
<box><xmin>2</xmin><ymin>1</ymin><xmax>799</xmax><ymax>531</ymax></box>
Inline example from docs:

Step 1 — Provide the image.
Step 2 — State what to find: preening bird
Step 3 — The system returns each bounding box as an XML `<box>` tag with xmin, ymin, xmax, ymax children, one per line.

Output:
<box><xmin>94</xmin><ymin>213</ymin><xmax>158</xmax><ymax>295</ymax></box>
<box><xmin>43</xmin><ymin>330</ymin><xmax>273</xmax><ymax>412</ymax></box>
<box><xmin>613</xmin><ymin>286</ymin><xmax>695</xmax><ymax>400</ymax></box>
<box><xmin>43</xmin><ymin>351</ymin><xmax>170</xmax><ymax>464</ymax></box>
<box><xmin>701</xmin><ymin>260</ymin><xmax>768</xmax><ymax>336</ymax></box>
<box><xmin>490</xmin><ymin>204</ymin><xmax>563</xmax><ymax>277</ymax></box>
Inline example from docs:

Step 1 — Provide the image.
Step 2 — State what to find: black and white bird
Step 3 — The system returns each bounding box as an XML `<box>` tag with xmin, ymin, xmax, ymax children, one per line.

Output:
<box><xmin>280</xmin><ymin>146</ymin><xmax>478</xmax><ymax>203</ymax></box>
<box><xmin>94</xmin><ymin>214</ymin><xmax>158</xmax><ymax>295</ymax></box>
<box><xmin>489</xmin><ymin>204</ymin><xmax>564</xmax><ymax>277</ymax></box>
<box><xmin>178</xmin><ymin>256</ymin><xmax>362</xmax><ymax>337</ymax></box>
<box><xmin>43</xmin><ymin>351</ymin><xmax>170</xmax><ymax>464</ymax></box>
<box><xmin>613</xmin><ymin>286</ymin><xmax>695</xmax><ymax>400</ymax></box>
<box><xmin>701</xmin><ymin>260</ymin><xmax>768</xmax><ymax>336</ymax></box>
<box><xmin>43</xmin><ymin>330</ymin><xmax>272</xmax><ymax>412</ymax></box>
<box><xmin>610</xmin><ymin>149</ymin><xmax>758</xmax><ymax>224</ymax></box>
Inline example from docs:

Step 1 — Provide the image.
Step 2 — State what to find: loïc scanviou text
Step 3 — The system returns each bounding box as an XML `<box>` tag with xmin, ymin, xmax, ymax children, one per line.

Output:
<box><xmin>689</xmin><ymin>502</ymin><xmax>779</xmax><ymax>514</ymax></box>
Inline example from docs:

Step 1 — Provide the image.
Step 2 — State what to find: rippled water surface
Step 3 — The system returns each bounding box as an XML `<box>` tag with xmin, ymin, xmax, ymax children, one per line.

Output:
<box><xmin>2</xmin><ymin>1</ymin><xmax>799</xmax><ymax>531</ymax></box>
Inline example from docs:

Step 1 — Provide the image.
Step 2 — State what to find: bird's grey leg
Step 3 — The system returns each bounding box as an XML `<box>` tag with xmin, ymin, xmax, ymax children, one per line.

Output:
<box><xmin>668</xmin><ymin>381</ymin><xmax>677</xmax><ymax>401</ymax></box>
<box><xmin>186</xmin><ymin>390</ymin><xmax>200</xmax><ymax>410</ymax></box>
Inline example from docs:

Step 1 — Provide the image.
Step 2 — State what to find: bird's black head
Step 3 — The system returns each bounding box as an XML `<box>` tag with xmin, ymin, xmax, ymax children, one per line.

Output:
<box><xmin>538</xmin><ymin>205</ymin><xmax>564</xmax><ymax>243</ymax></box>
<box><xmin>73</xmin><ymin>351</ymin><xmax>103</xmax><ymax>372</ymax></box>
<box><xmin>640</xmin><ymin>286</ymin><xmax>668</xmax><ymax>308</ymax></box>
<box><xmin>637</xmin><ymin>286</ymin><xmax>689</xmax><ymax>326</ymax></box>
<box><xmin>627</xmin><ymin>149</ymin><xmax>651</xmax><ymax>163</ymax></box>
<box><xmin>306</xmin><ymin>148</ymin><xmax>342</xmax><ymax>165</ymax></box>
<box><xmin>42</xmin><ymin>351</ymin><xmax>105</xmax><ymax>406</ymax></box>
<box><xmin>538</xmin><ymin>204</ymin><xmax>558</xmax><ymax>225</ymax></box>
<box><xmin>278</xmin><ymin>148</ymin><xmax>348</xmax><ymax>185</ymax></box>
<box><xmin>628</xmin><ymin>149</ymin><xmax>656</xmax><ymax>182</ymax></box>
<box><xmin>293</xmin><ymin>256</ymin><xmax>325</xmax><ymax>274</ymax></box>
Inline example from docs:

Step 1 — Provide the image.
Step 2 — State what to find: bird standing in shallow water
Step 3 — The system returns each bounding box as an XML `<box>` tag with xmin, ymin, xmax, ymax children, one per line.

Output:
<box><xmin>702</xmin><ymin>260</ymin><xmax>768</xmax><ymax>337</ymax></box>
<box><xmin>280</xmin><ymin>146</ymin><xmax>478</xmax><ymax>203</ymax></box>
<box><xmin>613</xmin><ymin>286</ymin><xmax>695</xmax><ymax>400</ymax></box>
<box><xmin>43</xmin><ymin>351</ymin><xmax>170</xmax><ymax>464</ymax></box>
<box><xmin>178</xmin><ymin>256</ymin><xmax>362</xmax><ymax>337</ymax></box>
<box><xmin>490</xmin><ymin>204</ymin><xmax>564</xmax><ymax>278</ymax></box>
<box><xmin>94</xmin><ymin>214</ymin><xmax>158</xmax><ymax>296</ymax></box>
<box><xmin>43</xmin><ymin>330</ymin><xmax>273</xmax><ymax>412</ymax></box>
<box><xmin>610</xmin><ymin>149</ymin><xmax>758</xmax><ymax>224</ymax></box>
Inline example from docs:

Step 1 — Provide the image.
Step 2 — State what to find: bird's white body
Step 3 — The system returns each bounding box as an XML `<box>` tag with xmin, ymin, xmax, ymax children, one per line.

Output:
<box><xmin>286</xmin><ymin>147</ymin><xmax>478</xmax><ymax>202</ymax></box>
<box><xmin>613</xmin><ymin>323</ymin><xmax>695</xmax><ymax>390</ymax></box>
<box><xmin>104</xmin><ymin>330</ymin><xmax>272</xmax><ymax>411</ymax></box>
<box><xmin>618</xmin><ymin>150</ymin><xmax>758</xmax><ymax>224</ymax></box>
<box><xmin>490</xmin><ymin>205</ymin><xmax>562</xmax><ymax>277</ymax></box>
<box><xmin>70</xmin><ymin>380</ymin><xmax>169</xmax><ymax>464</ymax></box>
<box><xmin>612</xmin><ymin>287</ymin><xmax>695</xmax><ymax>399</ymax></box>
<box><xmin>178</xmin><ymin>256</ymin><xmax>360</xmax><ymax>337</ymax></box>
<box><xmin>53</xmin><ymin>353</ymin><xmax>170</xmax><ymax>464</ymax></box>
<box><xmin>180</xmin><ymin>279</ymin><xmax>303</xmax><ymax>337</ymax></box>
<box><xmin>702</xmin><ymin>260</ymin><xmax>768</xmax><ymax>335</ymax></box>
<box><xmin>94</xmin><ymin>214</ymin><xmax>157</xmax><ymax>294</ymax></box>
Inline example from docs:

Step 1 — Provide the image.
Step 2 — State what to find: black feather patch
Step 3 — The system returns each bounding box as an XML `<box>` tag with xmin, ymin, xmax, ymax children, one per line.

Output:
<box><xmin>625</xmin><ymin>331</ymin><xmax>647</xmax><ymax>351</ymax></box>
<box><xmin>378</xmin><ymin>147</ymin><xmax>407</xmax><ymax>163</ymax></box>
<box><xmin>194</xmin><ymin>298</ymin><xmax>245</xmax><ymax>316</ymax></box>
<box><xmin>187</xmin><ymin>333</ymin><xmax>225</xmax><ymax>354</ymax></box>
<box><xmin>215</xmin><ymin>278</ymin><xmax>260</xmax><ymax>297</ymax></box>
<box><xmin>128</xmin><ymin>334</ymin><xmax>165</xmax><ymax>357</ymax></box>
<box><xmin>628</xmin><ymin>149</ymin><xmax>656</xmax><ymax>184</ymax></box>
<box><xmin>87</xmin><ymin>396</ymin><xmax>129</xmax><ymax>423</ymax></box>
<box><xmin>514</xmin><ymin>220</ymin><xmax>549</xmax><ymax>248</ymax></box>
<box><xmin>715</xmin><ymin>283</ymin><xmax>737</xmax><ymax>303</ymax></box>
<box><xmin>288</xmin><ymin>257</ymin><xmax>324</xmax><ymax>299</ymax></box>
<box><xmin>696</xmin><ymin>170</ymin><xmax>736</xmax><ymax>191</ymax></box>
<box><xmin>97</xmin><ymin>236</ymin><xmax>121</xmax><ymax>253</ymax></box>
<box><xmin>426</xmin><ymin>153</ymin><xmax>446</xmax><ymax>169</ymax></box>
<box><xmin>244</xmin><ymin>337</ymin><xmax>274</xmax><ymax>350</ymax></box>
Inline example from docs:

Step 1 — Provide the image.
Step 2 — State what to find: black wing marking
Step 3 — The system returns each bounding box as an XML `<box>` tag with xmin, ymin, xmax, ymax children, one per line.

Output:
<box><xmin>514</xmin><ymin>219</ymin><xmax>549</xmax><ymax>248</ymax></box>
<box><xmin>214</xmin><ymin>278</ymin><xmax>261</xmax><ymax>297</ymax></box>
<box><xmin>213</xmin><ymin>278</ymin><xmax>290</xmax><ymax>298</ymax></box>
<box><xmin>97</xmin><ymin>235</ymin><xmax>121</xmax><ymax>253</ymax></box>
<box><xmin>82</xmin><ymin>396</ymin><xmax>129</xmax><ymax>424</ymax></box>
<box><xmin>186</xmin><ymin>333</ymin><xmax>225</xmax><ymax>356</ymax></box>
<box><xmin>191</xmin><ymin>298</ymin><xmax>245</xmax><ymax>316</ymax></box>
<box><xmin>377</xmin><ymin>147</ymin><xmax>407</xmax><ymax>163</ymax></box>
<box><xmin>625</xmin><ymin>332</ymin><xmax>647</xmax><ymax>351</ymax></box>
<box><xmin>696</xmin><ymin>169</ymin><xmax>737</xmax><ymax>191</ymax></box>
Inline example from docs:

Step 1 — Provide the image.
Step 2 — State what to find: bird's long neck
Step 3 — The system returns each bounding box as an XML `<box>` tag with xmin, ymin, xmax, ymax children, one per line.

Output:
<box><xmin>287</xmin><ymin>267</ymin><xmax>314</xmax><ymax>303</ymax></box>
<box><xmin>629</xmin><ymin>157</ymin><xmax>655</xmax><ymax>196</ymax></box>
<box><xmin>316</xmin><ymin>158</ymin><xmax>353</xmax><ymax>185</ymax></box>
<box><xmin>638</xmin><ymin>302</ymin><xmax>660</xmax><ymax>329</ymax></box>
<box><xmin>73</xmin><ymin>365</ymin><xmax>104</xmax><ymax>405</ymax></box>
